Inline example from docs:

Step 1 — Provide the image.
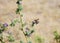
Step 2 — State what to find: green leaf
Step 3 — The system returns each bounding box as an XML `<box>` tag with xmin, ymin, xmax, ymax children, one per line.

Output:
<box><xmin>10</xmin><ymin>19</ymin><xmax>20</xmax><ymax>27</ymax></box>
<box><xmin>0</xmin><ymin>25</ymin><xmax>6</xmax><ymax>33</ymax></box>
<box><xmin>1</xmin><ymin>41</ymin><xmax>5</xmax><ymax>43</ymax></box>
<box><xmin>20</xmin><ymin>14</ymin><xmax>23</xmax><ymax>17</ymax></box>
<box><xmin>8</xmin><ymin>35</ymin><xmax>15</xmax><ymax>42</ymax></box>
<box><xmin>0</xmin><ymin>34</ymin><xmax>3</xmax><ymax>40</ymax></box>
<box><xmin>0</xmin><ymin>30</ymin><xmax>2</xmax><ymax>33</ymax></box>
<box><xmin>35</xmin><ymin>36</ymin><xmax>44</xmax><ymax>43</ymax></box>
<box><xmin>18</xmin><ymin>5</ymin><xmax>23</xmax><ymax>11</ymax></box>
<box><xmin>0</xmin><ymin>34</ymin><xmax>5</xmax><ymax>43</ymax></box>
<box><xmin>22</xmin><ymin>23</ymin><xmax>26</xmax><ymax>27</ymax></box>
<box><xmin>53</xmin><ymin>31</ymin><xmax>59</xmax><ymax>36</ymax></box>
<box><xmin>16</xmin><ymin>5</ymin><xmax>23</xmax><ymax>14</ymax></box>
<box><xmin>0</xmin><ymin>28</ymin><xmax>5</xmax><ymax>34</ymax></box>
<box><xmin>14</xmin><ymin>19</ymin><xmax>19</xmax><ymax>23</ymax></box>
<box><xmin>53</xmin><ymin>31</ymin><xmax>60</xmax><ymax>42</ymax></box>
<box><xmin>20</xmin><ymin>40</ymin><xmax>23</xmax><ymax>43</ymax></box>
<box><xmin>28</xmin><ymin>41</ymin><xmax>32</xmax><ymax>43</ymax></box>
<box><xmin>10</xmin><ymin>22</ymin><xmax>15</xmax><ymax>27</ymax></box>
<box><xmin>0</xmin><ymin>23</ymin><xmax>2</xmax><ymax>27</ymax></box>
<box><xmin>30</xmin><ymin>30</ymin><xmax>34</xmax><ymax>34</ymax></box>
<box><xmin>16</xmin><ymin>8</ymin><xmax>20</xmax><ymax>14</ymax></box>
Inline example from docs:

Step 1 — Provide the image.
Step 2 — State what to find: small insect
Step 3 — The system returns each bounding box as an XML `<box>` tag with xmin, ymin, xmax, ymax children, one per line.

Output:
<box><xmin>32</xmin><ymin>19</ymin><xmax>39</xmax><ymax>26</ymax></box>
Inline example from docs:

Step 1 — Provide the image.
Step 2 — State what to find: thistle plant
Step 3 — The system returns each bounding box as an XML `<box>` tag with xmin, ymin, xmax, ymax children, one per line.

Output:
<box><xmin>53</xmin><ymin>31</ymin><xmax>60</xmax><ymax>43</ymax></box>
<box><xmin>15</xmin><ymin>0</ymin><xmax>39</xmax><ymax>43</ymax></box>
<box><xmin>0</xmin><ymin>0</ymin><xmax>39</xmax><ymax>43</ymax></box>
<box><xmin>16</xmin><ymin>0</ymin><xmax>34</xmax><ymax>43</ymax></box>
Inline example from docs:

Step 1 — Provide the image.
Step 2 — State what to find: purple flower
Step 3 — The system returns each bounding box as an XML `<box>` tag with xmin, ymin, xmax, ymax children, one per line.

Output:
<box><xmin>3</xmin><ymin>23</ymin><xmax>8</xmax><ymax>27</ymax></box>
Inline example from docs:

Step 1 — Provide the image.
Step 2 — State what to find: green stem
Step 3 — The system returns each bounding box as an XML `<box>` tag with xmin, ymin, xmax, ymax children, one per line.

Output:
<box><xmin>19</xmin><ymin>12</ymin><xmax>28</xmax><ymax>43</ymax></box>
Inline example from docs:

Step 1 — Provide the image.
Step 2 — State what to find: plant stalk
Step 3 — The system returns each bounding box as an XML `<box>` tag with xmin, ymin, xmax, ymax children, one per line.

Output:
<box><xmin>19</xmin><ymin>12</ymin><xmax>28</xmax><ymax>43</ymax></box>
